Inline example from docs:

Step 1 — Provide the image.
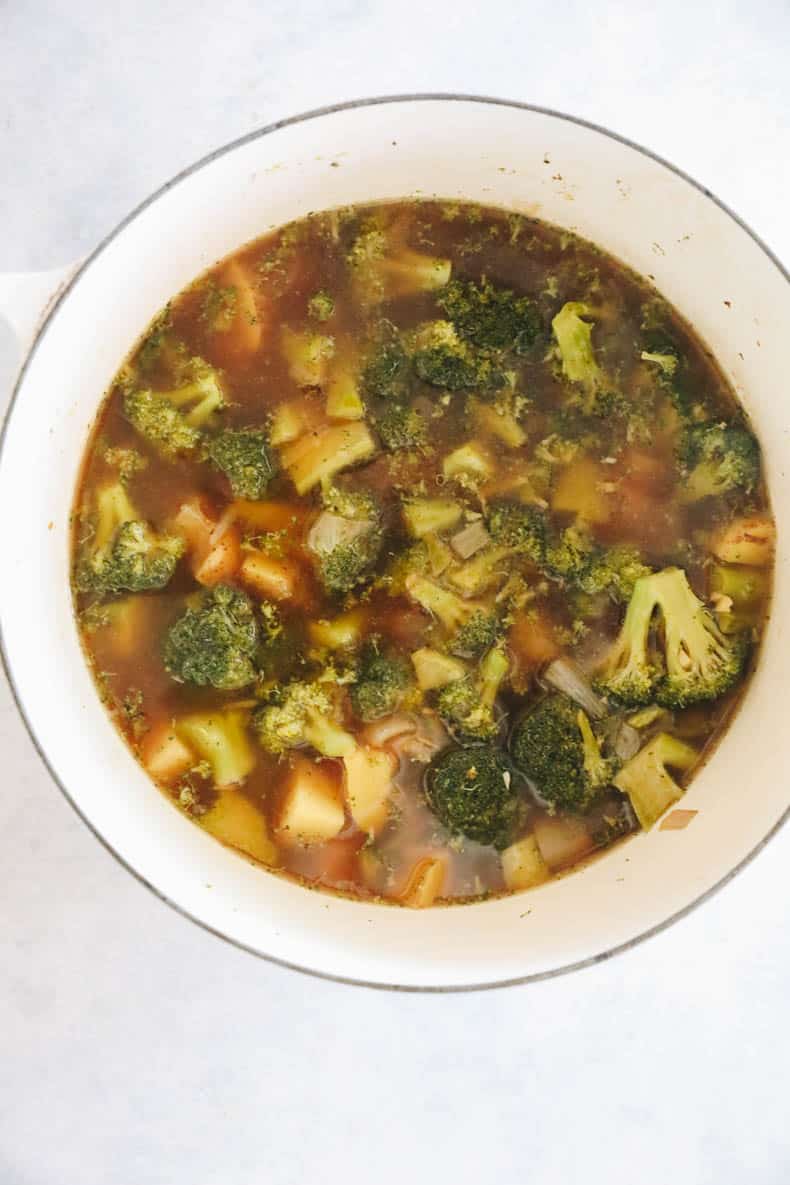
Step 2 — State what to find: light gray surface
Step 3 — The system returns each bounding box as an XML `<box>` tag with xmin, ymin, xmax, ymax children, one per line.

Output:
<box><xmin>2</xmin><ymin>3</ymin><xmax>789</xmax><ymax>1182</ymax></box>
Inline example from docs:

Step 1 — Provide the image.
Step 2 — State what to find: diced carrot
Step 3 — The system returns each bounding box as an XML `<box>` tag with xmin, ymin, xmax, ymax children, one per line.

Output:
<box><xmin>171</xmin><ymin>496</ymin><xmax>216</xmax><ymax>558</ymax></box>
<box><xmin>229</xmin><ymin>499</ymin><xmax>308</xmax><ymax>533</ymax></box>
<box><xmin>194</xmin><ymin>525</ymin><xmax>242</xmax><ymax>586</ymax></box>
<box><xmin>239</xmin><ymin>549</ymin><xmax>303</xmax><ymax>601</ymax></box>
<box><xmin>140</xmin><ymin>720</ymin><xmax>194</xmax><ymax>784</ymax></box>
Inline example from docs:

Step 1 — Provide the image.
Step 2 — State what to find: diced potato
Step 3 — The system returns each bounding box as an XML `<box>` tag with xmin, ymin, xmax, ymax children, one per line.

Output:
<box><xmin>471</xmin><ymin>399</ymin><xmax>527</xmax><ymax>448</ymax></box>
<box><xmin>424</xmin><ymin>532</ymin><xmax>455</xmax><ymax>577</ymax></box>
<box><xmin>194</xmin><ymin>525</ymin><xmax>242</xmax><ymax>586</ymax></box>
<box><xmin>501</xmin><ymin>834</ymin><xmax>550</xmax><ymax>891</ymax></box>
<box><xmin>87</xmin><ymin>596</ymin><xmax>149</xmax><ymax>660</ymax></box>
<box><xmin>402</xmin><ymin>497</ymin><xmax>463</xmax><ymax>538</ymax></box>
<box><xmin>308</xmin><ymin>608</ymin><xmax>368</xmax><ymax>650</ymax></box>
<box><xmin>400</xmin><ymin>856</ymin><xmax>447</xmax><ymax>907</ymax></box>
<box><xmin>442</xmin><ymin>442</ymin><xmax>493</xmax><ymax>483</ymax></box>
<box><xmin>411</xmin><ymin>647</ymin><xmax>467</xmax><ymax>691</ymax></box>
<box><xmin>533</xmin><ymin>814</ymin><xmax>594</xmax><ymax>871</ymax></box>
<box><xmin>140</xmin><ymin>720</ymin><xmax>195</xmax><ymax>784</ymax></box>
<box><xmin>276</xmin><ymin>757</ymin><xmax>345</xmax><ymax>845</ymax></box>
<box><xmin>280</xmin><ymin>421</ymin><xmax>377</xmax><ymax>494</ymax></box>
<box><xmin>270</xmin><ymin>399</ymin><xmax>319</xmax><ymax>446</ymax></box>
<box><xmin>711</xmin><ymin>513</ymin><xmax>775</xmax><ymax>567</ymax></box>
<box><xmin>208</xmin><ymin>259</ymin><xmax>264</xmax><ymax>362</ymax></box>
<box><xmin>326</xmin><ymin>361</ymin><xmax>365</xmax><ymax>420</ymax></box>
<box><xmin>552</xmin><ymin>457</ymin><xmax>612</xmax><ymax>524</ymax></box>
<box><xmin>201</xmin><ymin>787</ymin><xmax>279</xmax><ymax>866</ymax></box>
<box><xmin>281</xmin><ymin>326</ymin><xmax>335</xmax><ymax>387</ymax></box>
<box><xmin>449</xmin><ymin>546</ymin><xmax>511</xmax><ymax>596</ymax></box>
<box><xmin>240</xmin><ymin>550</ymin><xmax>302</xmax><ymax>601</ymax></box>
<box><xmin>343</xmin><ymin>745</ymin><xmax>396</xmax><ymax>836</ymax></box>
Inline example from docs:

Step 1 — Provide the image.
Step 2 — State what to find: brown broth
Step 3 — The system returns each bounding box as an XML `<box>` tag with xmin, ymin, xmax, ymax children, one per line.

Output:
<box><xmin>71</xmin><ymin>199</ymin><xmax>774</xmax><ymax>907</ymax></box>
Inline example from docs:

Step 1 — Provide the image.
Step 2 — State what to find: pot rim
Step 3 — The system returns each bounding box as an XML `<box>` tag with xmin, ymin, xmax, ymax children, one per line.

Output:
<box><xmin>2</xmin><ymin>92</ymin><xmax>788</xmax><ymax>993</ymax></box>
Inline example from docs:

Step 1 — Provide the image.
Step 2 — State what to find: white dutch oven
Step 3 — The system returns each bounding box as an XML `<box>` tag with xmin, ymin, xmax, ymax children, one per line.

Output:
<box><xmin>0</xmin><ymin>96</ymin><xmax>787</xmax><ymax>990</ymax></box>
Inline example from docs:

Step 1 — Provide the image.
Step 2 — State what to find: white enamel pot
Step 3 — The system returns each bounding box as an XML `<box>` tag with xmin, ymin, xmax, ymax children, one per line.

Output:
<box><xmin>1</xmin><ymin>96</ymin><xmax>787</xmax><ymax>991</ymax></box>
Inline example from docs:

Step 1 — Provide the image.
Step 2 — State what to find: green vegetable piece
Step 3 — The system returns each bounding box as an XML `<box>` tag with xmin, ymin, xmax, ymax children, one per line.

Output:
<box><xmin>254</xmin><ymin>679</ymin><xmax>356</xmax><ymax>757</ymax></box>
<box><xmin>437</xmin><ymin>276</ymin><xmax>542</xmax><ymax>354</ymax></box>
<box><xmin>678</xmin><ymin>421</ymin><xmax>760</xmax><ymax>503</ymax></box>
<box><xmin>426</xmin><ymin>745</ymin><xmax>526</xmax><ymax>849</ymax></box>
<box><xmin>207</xmin><ymin>428</ymin><xmax>279</xmax><ymax>499</ymax></box>
<box><xmin>350</xmin><ymin>648</ymin><xmax>412</xmax><ymax>722</ymax></box>
<box><xmin>75</xmin><ymin>482</ymin><xmax>185</xmax><ymax>598</ymax></box>
<box><xmin>613</xmin><ymin>732</ymin><xmax>698</xmax><ymax>829</ymax></box>
<box><xmin>164</xmin><ymin>584</ymin><xmax>260</xmax><ymax>691</ymax></box>
<box><xmin>510</xmin><ymin>693</ymin><xmax>615</xmax><ymax>813</ymax></box>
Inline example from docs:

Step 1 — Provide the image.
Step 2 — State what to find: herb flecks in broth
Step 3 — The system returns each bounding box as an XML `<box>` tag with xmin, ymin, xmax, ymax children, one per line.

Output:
<box><xmin>72</xmin><ymin>200</ymin><xmax>775</xmax><ymax>907</ymax></box>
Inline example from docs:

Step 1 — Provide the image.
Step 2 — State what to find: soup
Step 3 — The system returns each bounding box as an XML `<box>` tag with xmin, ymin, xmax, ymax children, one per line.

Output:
<box><xmin>71</xmin><ymin>200</ymin><xmax>774</xmax><ymax>907</ymax></box>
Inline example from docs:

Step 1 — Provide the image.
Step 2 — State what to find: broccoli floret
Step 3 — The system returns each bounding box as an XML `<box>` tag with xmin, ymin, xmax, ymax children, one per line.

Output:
<box><xmin>437</xmin><ymin>276</ymin><xmax>542</xmax><ymax>354</ymax></box>
<box><xmin>253</xmin><ymin>679</ymin><xmax>356</xmax><ymax>757</ymax></box>
<box><xmin>510</xmin><ymin>694</ymin><xmax>616</xmax><ymax>813</ymax></box>
<box><xmin>552</xmin><ymin>302</ymin><xmax>608</xmax><ymax>411</ymax></box>
<box><xmin>102</xmin><ymin>445</ymin><xmax>148</xmax><ymax>483</ymax></box>
<box><xmin>613</xmin><ymin>732</ymin><xmax>698</xmax><ymax>829</ymax></box>
<box><xmin>452</xmin><ymin>610</ymin><xmax>503</xmax><ymax>659</ymax></box>
<box><xmin>543</xmin><ymin>523</ymin><xmax>596</xmax><ymax>583</ymax></box>
<box><xmin>361</xmin><ymin>338</ymin><xmax>412</xmax><ymax>402</ymax></box>
<box><xmin>375</xmin><ymin>401</ymin><xmax>428</xmax><ymax>451</ymax></box>
<box><xmin>347</xmin><ymin>227</ymin><xmax>451</xmax><ymax>302</ymax></box>
<box><xmin>308</xmin><ymin>290</ymin><xmax>335</xmax><ymax>322</ymax></box>
<box><xmin>350</xmin><ymin>645</ymin><xmax>412</xmax><ymax>721</ymax></box>
<box><xmin>595</xmin><ymin>567</ymin><xmax>748</xmax><ymax>708</ymax></box>
<box><xmin>307</xmin><ymin>487</ymin><xmax>383</xmax><ymax>595</ymax></box>
<box><xmin>411</xmin><ymin>321</ymin><xmax>481</xmax><ymax>390</ymax></box>
<box><xmin>436</xmin><ymin>642</ymin><xmax>509</xmax><ymax>741</ymax></box>
<box><xmin>163</xmin><ymin>584</ymin><xmax>260</xmax><ymax>691</ymax></box>
<box><xmin>404</xmin><ymin>573</ymin><xmax>502</xmax><ymax>657</ymax></box>
<box><xmin>410</xmin><ymin>321</ymin><xmax>504</xmax><ymax>391</ymax></box>
<box><xmin>123</xmin><ymin>358</ymin><xmax>226</xmax><ymax>455</ymax></box>
<box><xmin>486</xmin><ymin>501</ymin><xmax>546</xmax><ymax>565</ymax></box>
<box><xmin>678</xmin><ymin>421</ymin><xmax>760</xmax><ymax>503</ymax></box>
<box><xmin>206</xmin><ymin>428</ymin><xmax>279</xmax><ymax>499</ymax></box>
<box><xmin>76</xmin><ymin>482</ymin><xmax>184</xmax><ymax>597</ymax></box>
<box><xmin>425</xmin><ymin>745</ymin><xmax>526</xmax><ymax>849</ymax></box>
<box><xmin>579</xmin><ymin>544</ymin><xmax>652</xmax><ymax>603</ymax></box>
<box><xmin>379</xmin><ymin>541</ymin><xmax>431</xmax><ymax>596</ymax></box>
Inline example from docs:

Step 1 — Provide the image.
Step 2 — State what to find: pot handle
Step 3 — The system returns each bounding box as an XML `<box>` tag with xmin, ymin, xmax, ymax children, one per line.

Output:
<box><xmin>0</xmin><ymin>261</ymin><xmax>83</xmax><ymax>359</ymax></box>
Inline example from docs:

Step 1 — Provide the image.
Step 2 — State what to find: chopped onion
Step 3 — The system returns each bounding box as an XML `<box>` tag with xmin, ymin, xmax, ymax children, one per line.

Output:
<box><xmin>392</xmin><ymin>712</ymin><xmax>449</xmax><ymax>763</ymax></box>
<box><xmin>612</xmin><ymin>721</ymin><xmax>641</xmax><ymax>761</ymax></box>
<box><xmin>361</xmin><ymin>713</ymin><xmax>417</xmax><ymax>748</ymax></box>
<box><xmin>543</xmin><ymin>657</ymin><xmax>606</xmax><ymax>719</ymax></box>
<box><xmin>307</xmin><ymin>510</ymin><xmax>367</xmax><ymax>556</ymax></box>
<box><xmin>450</xmin><ymin>519</ymin><xmax>490</xmax><ymax>559</ymax></box>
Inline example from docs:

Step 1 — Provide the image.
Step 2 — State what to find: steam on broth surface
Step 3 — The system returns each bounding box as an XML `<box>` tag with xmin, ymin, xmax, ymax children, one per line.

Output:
<box><xmin>72</xmin><ymin>200</ymin><xmax>774</xmax><ymax>906</ymax></box>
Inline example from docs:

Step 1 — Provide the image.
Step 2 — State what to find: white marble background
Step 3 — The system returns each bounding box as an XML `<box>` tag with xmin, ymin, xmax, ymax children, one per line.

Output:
<box><xmin>2</xmin><ymin>2</ymin><xmax>790</xmax><ymax>1182</ymax></box>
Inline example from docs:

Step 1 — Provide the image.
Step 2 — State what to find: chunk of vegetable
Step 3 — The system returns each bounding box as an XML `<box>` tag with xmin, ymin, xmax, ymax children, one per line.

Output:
<box><xmin>613</xmin><ymin>732</ymin><xmax>698</xmax><ymax>829</ymax></box>
<box><xmin>343</xmin><ymin>745</ymin><xmax>396</xmax><ymax>836</ymax></box>
<box><xmin>276</xmin><ymin>757</ymin><xmax>345</xmax><ymax>844</ymax></box>
<box><xmin>552</xmin><ymin>457</ymin><xmax>612</xmax><ymax>524</ymax></box>
<box><xmin>280</xmin><ymin>421</ymin><xmax>377</xmax><ymax>494</ymax></box>
<box><xmin>402</xmin><ymin>497</ymin><xmax>464</xmax><ymax>539</ymax></box>
<box><xmin>140</xmin><ymin>721</ymin><xmax>195</xmax><ymax>784</ymax></box>
<box><xmin>711</xmin><ymin>514</ymin><xmax>775</xmax><ymax>567</ymax></box>
<box><xmin>411</xmin><ymin>647</ymin><xmax>467</xmax><ymax>691</ymax></box>
<box><xmin>201</xmin><ymin>787</ymin><xmax>279</xmax><ymax>866</ymax></box>
<box><xmin>501</xmin><ymin>834</ymin><xmax>550</xmax><ymax>891</ymax></box>
<box><xmin>442</xmin><ymin>442</ymin><xmax>494</xmax><ymax>483</ymax></box>
<box><xmin>206</xmin><ymin>259</ymin><xmax>263</xmax><ymax>362</ymax></box>
<box><xmin>281</xmin><ymin>327</ymin><xmax>335</xmax><ymax>387</ymax></box>
<box><xmin>308</xmin><ymin>608</ymin><xmax>368</xmax><ymax>650</ymax></box>
<box><xmin>240</xmin><ymin>550</ymin><xmax>303</xmax><ymax>602</ymax></box>
<box><xmin>176</xmin><ymin>710</ymin><xmax>256</xmax><ymax>788</ymax></box>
